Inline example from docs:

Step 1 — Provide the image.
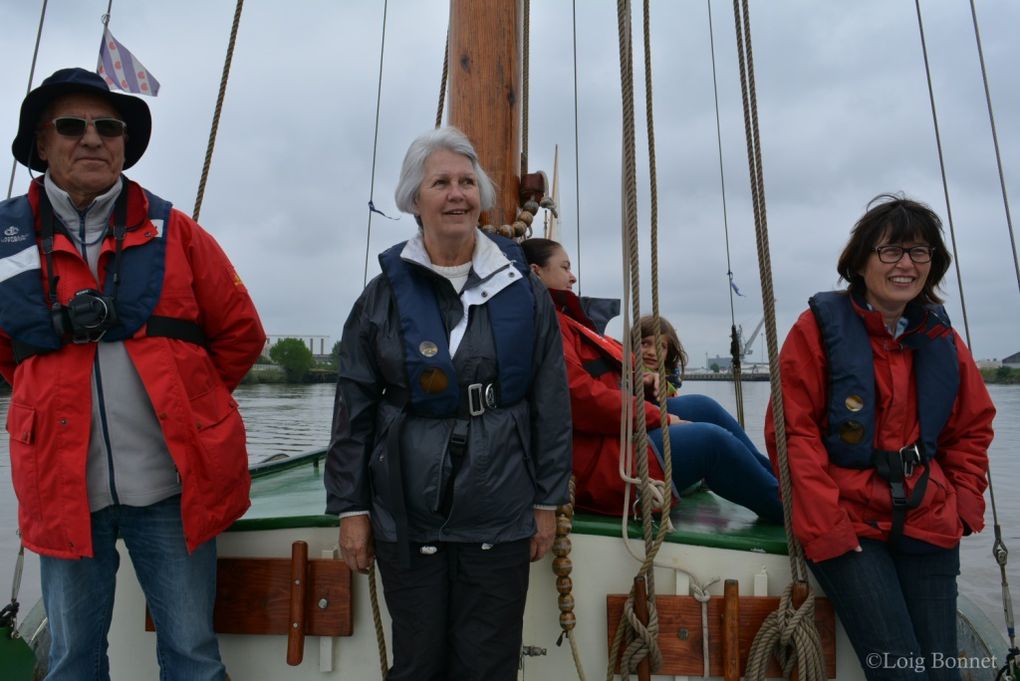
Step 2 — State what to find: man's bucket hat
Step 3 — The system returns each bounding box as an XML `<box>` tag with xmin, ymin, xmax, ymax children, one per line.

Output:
<box><xmin>12</xmin><ymin>67</ymin><xmax>151</xmax><ymax>172</ymax></box>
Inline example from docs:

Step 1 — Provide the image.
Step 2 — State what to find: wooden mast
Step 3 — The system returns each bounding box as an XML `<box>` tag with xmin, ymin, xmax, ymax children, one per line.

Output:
<box><xmin>446</xmin><ymin>0</ymin><xmax>523</xmax><ymax>227</ymax></box>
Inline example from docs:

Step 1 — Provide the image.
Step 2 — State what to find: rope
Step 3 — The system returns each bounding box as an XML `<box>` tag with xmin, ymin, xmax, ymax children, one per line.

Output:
<box><xmin>554</xmin><ymin>478</ymin><xmax>588</xmax><ymax>681</ymax></box>
<box><xmin>6</xmin><ymin>0</ymin><xmax>48</xmax><ymax>201</ymax></box>
<box><xmin>745</xmin><ymin>582</ymin><xmax>827</xmax><ymax>680</ymax></box>
<box><xmin>363</xmin><ymin>0</ymin><xmax>391</xmax><ymax>288</ymax></box>
<box><xmin>572</xmin><ymin>0</ymin><xmax>583</xmax><ymax>295</ymax></box>
<box><xmin>964</xmin><ymin>2</ymin><xmax>1019</xmax><ymax>656</ymax></box>
<box><xmin>521</xmin><ymin>0</ymin><xmax>530</xmax><ymax>178</ymax></box>
<box><xmin>968</xmin><ymin>0</ymin><xmax>1020</xmax><ymax>297</ymax></box>
<box><xmin>728</xmin><ymin>1</ymin><xmax>825</xmax><ymax>678</ymax></box>
<box><xmin>691</xmin><ymin>578</ymin><xmax>720</xmax><ymax>677</ymax></box>
<box><xmin>604</xmin><ymin>2</ymin><xmax>674</xmax><ymax>678</ymax></box>
<box><xmin>912</xmin><ymin>0</ymin><xmax>973</xmax><ymax>349</ymax></box>
<box><xmin>706</xmin><ymin>0</ymin><xmax>746</xmax><ymax>428</ymax></box>
<box><xmin>192</xmin><ymin>0</ymin><xmax>244</xmax><ymax>222</ymax></box>
<box><xmin>435</xmin><ymin>29</ymin><xmax>449</xmax><ymax>129</ymax></box>
<box><xmin>368</xmin><ymin>563</ymin><xmax>389</xmax><ymax>679</ymax></box>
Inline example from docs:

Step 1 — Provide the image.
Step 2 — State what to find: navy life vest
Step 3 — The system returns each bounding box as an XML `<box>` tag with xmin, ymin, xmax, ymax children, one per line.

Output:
<box><xmin>0</xmin><ymin>184</ymin><xmax>202</xmax><ymax>362</ymax></box>
<box><xmin>378</xmin><ymin>233</ymin><xmax>534</xmax><ymax>418</ymax></box>
<box><xmin>808</xmin><ymin>290</ymin><xmax>959</xmax><ymax>468</ymax></box>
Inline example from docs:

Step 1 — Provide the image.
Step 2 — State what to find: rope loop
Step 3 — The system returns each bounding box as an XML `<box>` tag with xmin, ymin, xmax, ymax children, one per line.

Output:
<box><xmin>744</xmin><ymin>581</ymin><xmax>826</xmax><ymax>681</ymax></box>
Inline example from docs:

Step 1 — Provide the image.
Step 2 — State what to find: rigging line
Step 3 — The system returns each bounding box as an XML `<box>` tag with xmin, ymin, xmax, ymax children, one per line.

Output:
<box><xmin>521</xmin><ymin>0</ymin><xmax>530</xmax><ymax>178</ymax></box>
<box><xmin>5</xmin><ymin>0</ymin><xmax>48</xmax><ymax>201</ymax></box>
<box><xmin>707</xmin><ymin>0</ymin><xmax>745</xmax><ymax>427</ymax></box>
<box><xmin>969</xmin><ymin>0</ymin><xmax>1020</xmax><ymax>296</ymax></box>
<box><xmin>967</xmin><ymin>5</ymin><xmax>1017</xmax><ymax>652</ymax></box>
<box><xmin>435</xmin><ymin>29</ymin><xmax>449</xmax><ymax>128</ymax></box>
<box><xmin>572</xmin><ymin>0</ymin><xmax>583</xmax><ymax>295</ymax></box>
<box><xmin>913</xmin><ymin>0</ymin><xmax>973</xmax><ymax>350</ymax></box>
<box><xmin>362</xmin><ymin>0</ymin><xmax>390</xmax><ymax>288</ymax></box>
<box><xmin>192</xmin><ymin>0</ymin><xmax>244</xmax><ymax>222</ymax></box>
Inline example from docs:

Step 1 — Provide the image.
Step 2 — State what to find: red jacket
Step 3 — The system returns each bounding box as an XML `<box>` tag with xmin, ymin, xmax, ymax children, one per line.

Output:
<box><xmin>766</xmin><ymin>300</ymin><xmax>994</xmax><ymax>562</ymax></box>
<box><xmin>1</xmin><ymin>179</ymin><xmax>266</xmax><ymax>558</ymax></box>
<box><xmin>552</xmin><ymin>290</ymin><xmax>669</xmax><ymax>515</ymax></box>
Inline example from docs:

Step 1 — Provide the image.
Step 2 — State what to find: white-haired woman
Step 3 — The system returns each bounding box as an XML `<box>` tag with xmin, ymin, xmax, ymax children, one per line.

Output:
<box><xmin>325</xmin><ymin>127</ymin><xmax>572</xmax><ymax>681</ymax></box>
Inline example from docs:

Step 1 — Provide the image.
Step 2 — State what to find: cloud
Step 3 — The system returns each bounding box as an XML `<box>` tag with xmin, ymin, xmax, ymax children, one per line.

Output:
<box><xmin>2</xmin><ymin>0</ymin><xmax>1017</xmax><ymax>363</ymax></box>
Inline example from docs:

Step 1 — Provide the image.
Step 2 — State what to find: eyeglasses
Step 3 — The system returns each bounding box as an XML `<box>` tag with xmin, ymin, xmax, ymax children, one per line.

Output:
<box><xmin>872</xmin><ymin>245</ymin><xmax>935</xmax><ymax>264</ymax></box>
<box><xmin>47</xmin><ymin>116</ymin><xmax>127</xmax><ymax>138</ymax></box>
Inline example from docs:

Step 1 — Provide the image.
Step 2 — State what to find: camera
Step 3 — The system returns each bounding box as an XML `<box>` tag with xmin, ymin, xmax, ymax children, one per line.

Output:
<box><xmin>51</xmin><ymin>288</ymin><xmax>121</xmax><ymax>343</ymax></box>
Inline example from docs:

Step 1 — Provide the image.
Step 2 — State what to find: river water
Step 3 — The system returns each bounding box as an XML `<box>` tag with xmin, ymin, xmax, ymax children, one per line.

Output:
<box><xmin>1</xmin><ymin>381</ymin><xmax>1017</xmax><ymax>634</ymax></box>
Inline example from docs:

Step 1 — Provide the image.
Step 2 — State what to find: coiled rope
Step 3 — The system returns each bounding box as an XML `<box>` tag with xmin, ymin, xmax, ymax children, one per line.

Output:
<box><xmin>192</xmin><ymin>0</ymin><xmax>243</xmax><ymax>222</ymax></box>
<box><xmin>728</xmin><ymin>1</ymin><xmax>825</xmax><ymax>678</ymax></box>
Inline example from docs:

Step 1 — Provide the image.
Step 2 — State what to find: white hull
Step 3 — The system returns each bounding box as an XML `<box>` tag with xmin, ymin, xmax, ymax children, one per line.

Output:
<box><xmin>105</xmin><ymin>525</ymin><xmax>867</xmax><ymax>680</ymax></box>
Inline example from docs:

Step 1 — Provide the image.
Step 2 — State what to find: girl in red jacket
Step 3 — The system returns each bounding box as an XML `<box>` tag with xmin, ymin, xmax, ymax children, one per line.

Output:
<box><xmin>767</xmin><ymin>195</ymin><xmax>994</xmax><ymax>680</ymax></box>
<box><xmin>522</xmin><ymin>238</ymin><xmax>782</xmax><ymax>523</ymax></box>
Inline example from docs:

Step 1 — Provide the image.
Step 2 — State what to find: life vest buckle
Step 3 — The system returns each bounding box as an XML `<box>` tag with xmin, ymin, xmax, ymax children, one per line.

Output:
<box><xmin>898</xmin><ymin>443</ymin><xmax>921</xmax><ymax>478</ymax></box>
<box><xmin>466</xmin><ymin>382</ymin><xmax>497</xmax><ymax>416</ymax></box>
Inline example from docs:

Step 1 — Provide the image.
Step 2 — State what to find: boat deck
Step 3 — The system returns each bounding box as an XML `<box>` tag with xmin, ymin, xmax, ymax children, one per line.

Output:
<box><xmin>234</xmin><ymin>450</ymin><xmax>789</xmax><ymax>555</ymax></box>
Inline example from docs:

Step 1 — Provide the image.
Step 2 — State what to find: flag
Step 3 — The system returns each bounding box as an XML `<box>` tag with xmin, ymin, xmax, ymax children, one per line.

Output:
<box><xmin>97</xmin><ymin>27</ymin><xmax>160</xmax><ymax>96</ymax></box>
<box><xmin>728</xmin><ymin>271</ymin><xmax>746</xmax><ymax>297</ymax></box>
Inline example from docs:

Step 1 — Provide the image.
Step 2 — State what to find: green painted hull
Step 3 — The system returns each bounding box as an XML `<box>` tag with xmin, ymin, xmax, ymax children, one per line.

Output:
<box><xmin>0</xmin><ymin>626</ymin><xmax>36</xmax><ymax>681</ymax></box>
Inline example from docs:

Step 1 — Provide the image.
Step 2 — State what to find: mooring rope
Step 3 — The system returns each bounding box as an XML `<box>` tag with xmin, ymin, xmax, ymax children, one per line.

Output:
<box><xmin>968</xmin><ymin>0</ymin><xmax>1020</xmax><ymax>297</ymax></box>
<box><xmin>912</xmin><ymin>0</ymin><xmax>973</xmax><ymax>349</ymax></box>
<box><xmin>521</xmin><ymin>0</ymin><xmax>530</xmax><ymax>178</ymax></box>
<box><xmin>5</xmin><ymin>0</ymin><xmax>48</xmax><ymax>201</ymax></box>
<box><xmin>728</xmin><ymin>1</ymin><xmax>825</xmax><ymax>678</ymax></box>
<box><xmin>192</xmin><ymin>0</ymin><xmax>243</xmax><ymax>222</ymax></box>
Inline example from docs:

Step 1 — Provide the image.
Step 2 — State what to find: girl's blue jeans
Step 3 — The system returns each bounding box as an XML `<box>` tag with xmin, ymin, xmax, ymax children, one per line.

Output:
<box><xmin>648</xmin><ymin>393</ymin><xmax>783</xmax><ymax>523</ymax></box>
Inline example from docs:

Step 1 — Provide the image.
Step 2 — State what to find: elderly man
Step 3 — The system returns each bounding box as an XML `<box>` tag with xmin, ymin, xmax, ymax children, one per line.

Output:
<box><xmin>0</xmin><ymin>68</ymin><xmax>265</xmax><ymax>679</ymax></box>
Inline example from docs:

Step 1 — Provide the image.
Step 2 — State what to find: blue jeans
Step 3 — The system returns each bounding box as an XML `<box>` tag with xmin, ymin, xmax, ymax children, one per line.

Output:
<box><xmin>809</xmin><ymin>539</ymin><xmax>961</xmax><ymax>680</ymax></box>
<box><xmin>40</xmin><ymin>495</ymin><xmax>225</xmax><ymax>681</ymax></box>
<box><xmin>647</xmin><ymin>394</ymin><xmax>783</xmax><ymax>523</ymax></box>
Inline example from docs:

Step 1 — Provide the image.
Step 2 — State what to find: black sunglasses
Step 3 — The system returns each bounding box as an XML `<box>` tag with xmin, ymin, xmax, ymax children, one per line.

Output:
<box><xmin>47</xmin><ymin>116</ymin><xmax>127</xmax><ymax>138</ymax></box>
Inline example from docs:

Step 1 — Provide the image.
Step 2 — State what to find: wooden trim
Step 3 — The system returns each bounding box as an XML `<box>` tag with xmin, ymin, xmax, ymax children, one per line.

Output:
<box><xmin>145</xmin><ymin>555</ymin><xmax>352</xmax><ymax>638</ymax></box>
<box><xmin>607</xmin><ymin>592</ymin><xmax>837</xmax><ymax>678</ymax></box>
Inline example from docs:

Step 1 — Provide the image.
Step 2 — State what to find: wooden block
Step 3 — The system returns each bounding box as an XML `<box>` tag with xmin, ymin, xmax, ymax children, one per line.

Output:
<box><xmin>146</xmin><ymin>557</ymin><xmax>352</xmax><ymax>637</ymax></box>
<box><xmin>607</xmin><ymin>593</ymin><xmax>836</xmax><ymax>678</ymax></box>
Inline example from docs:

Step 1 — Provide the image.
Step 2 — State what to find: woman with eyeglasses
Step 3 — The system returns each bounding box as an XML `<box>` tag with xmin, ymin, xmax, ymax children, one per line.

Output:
<box><xmin>521</xmin><ymin>238</ymin><xmax>783</xmax><ymax>524</ymax></box>
<box><xmin>325</xmin><ymin>128</ymin><xmax>571</xmax><ymax>681</ymax></box>
<box><xmin>766</xmin><ymin>194</ymin><xmax>994</xmax><ymax>680</ymax></box>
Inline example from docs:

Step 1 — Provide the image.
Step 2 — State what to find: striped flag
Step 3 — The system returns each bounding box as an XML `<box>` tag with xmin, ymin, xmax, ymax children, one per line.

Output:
<box><xmin>97</xmin><ymin>27</ymin><xmax>160</xmax><ymax>96</ymax></box>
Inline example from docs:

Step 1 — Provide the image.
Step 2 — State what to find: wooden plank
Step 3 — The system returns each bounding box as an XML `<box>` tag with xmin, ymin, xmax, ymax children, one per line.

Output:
<box><xmin>146</xmin><ymin>557</ymin><xmax>352</xmax><ymax>637</ymax></box>
<box><xmin>607</xmin><ymin>593</ymin><xmax>837</xmax><ymax>678</ymax></box>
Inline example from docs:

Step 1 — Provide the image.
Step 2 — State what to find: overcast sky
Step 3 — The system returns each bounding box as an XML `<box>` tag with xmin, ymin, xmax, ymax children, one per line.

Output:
<box><xmin>2</xmin><ymin>0</ymin><xmax>1018</xmax><ymax>366</ymax></box>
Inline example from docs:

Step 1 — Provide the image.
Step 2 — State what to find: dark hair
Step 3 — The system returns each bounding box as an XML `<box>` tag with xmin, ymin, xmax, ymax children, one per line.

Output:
<box><xmin>520</xmin><ymin>238</ymin><xmax>563</xmax><ymax>268</ymax></box>
<box><xmin>836</xmin><ymin>194</ymin><xmax>951</xmax><ymax>305</ymax></box>
<box><xmin>638</xmin><ymin>315</ymin><xmax>688</xmax><ymax>377</ymax></box>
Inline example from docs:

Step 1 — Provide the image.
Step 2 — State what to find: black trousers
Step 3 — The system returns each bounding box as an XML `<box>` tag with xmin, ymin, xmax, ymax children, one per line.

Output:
<box><xmin>374</xmin><ymin>538</ymin><xmax>531</xmax><ymax>681</ymax></box>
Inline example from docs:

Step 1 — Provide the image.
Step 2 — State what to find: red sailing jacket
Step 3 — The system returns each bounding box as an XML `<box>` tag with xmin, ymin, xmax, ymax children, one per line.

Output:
<box><xmin>551</xmin><ymin>290</ymin><xmax>670</xmax><ymax>515</ymax></box>
<box><xmin>766</xmin><ymin>299</ymin><xmax>994</xmax><ymax>562</ymax></box>
<box><xmin>0</xmin><ymin>178</ymin><xmax>266</xmax><ymax>559</ymax></box>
